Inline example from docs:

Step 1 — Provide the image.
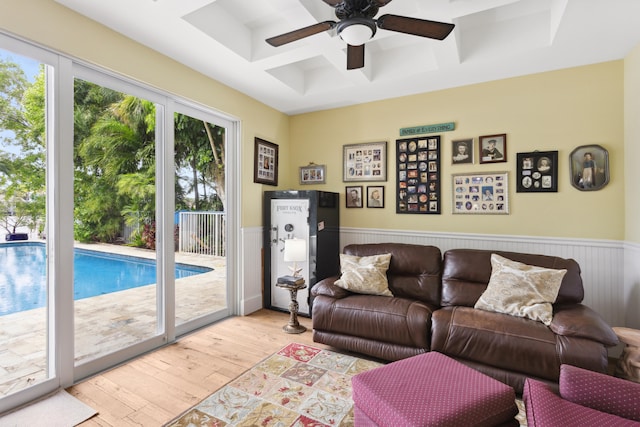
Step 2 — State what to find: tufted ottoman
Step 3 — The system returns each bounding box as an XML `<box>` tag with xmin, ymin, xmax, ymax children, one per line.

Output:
<box><xmin>352</xmin><ymin>352</ymin><xmax>518</xmax><ymax>426</ymax></box>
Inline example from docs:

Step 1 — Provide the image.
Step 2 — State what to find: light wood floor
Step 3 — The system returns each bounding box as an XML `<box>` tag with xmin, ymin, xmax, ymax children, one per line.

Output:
<box><xmin>68</xmin><ymin>310</ymin><xmax>328</xmax><ymax>426</ymax></box>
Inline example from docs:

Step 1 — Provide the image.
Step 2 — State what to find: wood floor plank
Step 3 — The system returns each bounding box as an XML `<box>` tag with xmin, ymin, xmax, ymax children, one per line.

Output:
<box><xmin>69</xmin><ymin>310</ymin><xmax>327</xmax><ymax>426</ymax></box>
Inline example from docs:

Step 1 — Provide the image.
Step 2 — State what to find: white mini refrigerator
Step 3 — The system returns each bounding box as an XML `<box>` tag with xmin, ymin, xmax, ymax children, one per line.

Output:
<box><xmin>263</xmin><ymin>191</ymin><xmax>340</xmax><ymax>316</ymax></box>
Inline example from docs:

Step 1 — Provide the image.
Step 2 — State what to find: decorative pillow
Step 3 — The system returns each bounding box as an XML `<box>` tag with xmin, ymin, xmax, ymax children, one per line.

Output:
<box><xmin>474</xmin><ymin>254</ymin><xmax>567</xmax><ymax>325</ymax></box>
<box><xmin>334</xmin><ymin>253</ymin><xmax>393</xmax><ymax>296</ymax></box>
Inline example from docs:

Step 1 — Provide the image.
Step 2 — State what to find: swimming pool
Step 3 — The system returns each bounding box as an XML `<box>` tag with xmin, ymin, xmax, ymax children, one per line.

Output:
<box><xmin>0</xmin><ymin>242</ymin><xmax>212</xmax><ymax>315</ymax></box>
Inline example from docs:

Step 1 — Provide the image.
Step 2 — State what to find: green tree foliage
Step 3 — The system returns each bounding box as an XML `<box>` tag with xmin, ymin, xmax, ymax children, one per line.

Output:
<box><xmin>1</xmin><ymin>58</ymin><xmax>225</xmax><ymax>246</ymax></box>
<box><xmin>0</xmin><ymin>58</ymin><xmax>45</xmax><ymax>236</ymax></box>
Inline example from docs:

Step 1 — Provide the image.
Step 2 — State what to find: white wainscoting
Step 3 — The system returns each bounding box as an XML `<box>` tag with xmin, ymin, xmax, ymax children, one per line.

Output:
<box><xmin>624</xmin><ymin>242</ymin><xmax>640</xmax><ymax>328</ymax></box>
<box><xmin>242</xmin><ymin>227</ymin><xmax>630</xmax><ymax>329</ymax></box>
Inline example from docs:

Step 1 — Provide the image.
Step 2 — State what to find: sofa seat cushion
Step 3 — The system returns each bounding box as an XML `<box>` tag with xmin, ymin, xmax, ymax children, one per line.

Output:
<box><xmin>312</xmin><ymin>294</ymin><xmax>434</xmax><ymax>350</ymax></box>
<box><xmin>431</xmin><ymin>306</ymin><xmax>609</xmax><ymax>382</ymax></box>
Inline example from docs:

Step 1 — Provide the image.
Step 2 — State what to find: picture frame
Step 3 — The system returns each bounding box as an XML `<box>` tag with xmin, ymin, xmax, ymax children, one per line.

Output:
<box><xmin>452</xmin><ymin>138</ymin><xmax>474</xmax><ymax>164</ymax></box>
<box><xmin>345</xmin><ymin>186</ymin><xmax>363</xmax><ymax>208</ymax></box>
<box><xmin>569</xmin><ymin>144</ymin><xmax>610</xmax><ymax>191</ymax></box>
<box><xmin>299</xmin><ymin>164</ymin><xmax>326</xmax><ymax>185</ymax></box>
<box><xmin>253</xmin><ymin>137</ymin><xmax>278</xmax><ymax>186</ymax></box>
<box><xmin>479</xmin><ymin>134</ymin><xmax>507</xmax><ymax>164</ymax></box>
<box><xmin>343</xmin><ymin>141</ymin><xmax>387</xmax><ymax>182</ymax></box>
<box><xmin>452</xmin><ymin>171</ymin><xmax>509</xmax><ymax>214</ymax></box>
<box><xmin>516</xmin><ymin>151</ymin><xmax>558</xmax><ymax>193</ymax></box>
<box><xmin>396</xmin><ymin>136</ymin><xmax>441</xmax><ymax>214</ymax></box>
<box><xmin>366</xmin><ymin>186</ymin><xmax>384</xmax><ymax>208</ymax></box>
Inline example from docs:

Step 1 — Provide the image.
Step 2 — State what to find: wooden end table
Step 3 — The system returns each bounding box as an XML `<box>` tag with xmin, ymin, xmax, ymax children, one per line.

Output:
<box><xmin>276</xmin><ymin>276</ymin><xmax>307</xmax><ymax>334</ymax></box>
<box><xmin>612</xmin><ymin>326</ymin><xmax>640</xmax><ymax>383</ymax></box>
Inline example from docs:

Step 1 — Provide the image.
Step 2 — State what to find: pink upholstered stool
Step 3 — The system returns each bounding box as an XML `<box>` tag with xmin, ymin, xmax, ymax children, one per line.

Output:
<box><xmin>352</xmin><ymin>352</ymin><xmax>518</xmax><ymax>426</ymax></box>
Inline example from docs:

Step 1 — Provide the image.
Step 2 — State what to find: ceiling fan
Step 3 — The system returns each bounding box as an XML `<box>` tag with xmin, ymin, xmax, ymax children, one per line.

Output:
<box><xmin>266</xmin><ymin>0</ymin><xmax>455</xmax><ymax>70</ymax></box>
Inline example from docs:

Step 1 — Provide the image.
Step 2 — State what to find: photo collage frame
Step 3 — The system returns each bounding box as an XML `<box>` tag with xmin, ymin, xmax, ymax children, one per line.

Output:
<box><xmin>516</xmin><ymin>151</ymin><xmax>558</xmax><ymax>192</ymax></box>
<box><xmin>396</xmin><ymin>136</ymin><xmax>441</xmax><ymax>214</ymax></box>
<box><xmin>452</xmin><ymin>172</ymin><xmax>509</xmax><ymax>214</ymax></box>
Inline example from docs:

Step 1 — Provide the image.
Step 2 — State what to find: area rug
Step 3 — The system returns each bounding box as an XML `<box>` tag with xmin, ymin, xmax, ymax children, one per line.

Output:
<box><xmin>0</xmin><ymin>389</ymin><xmax>97</xmax><ymax>426</ymax></box>
<box><xmin>166</xmin><ymin>343</ymin><xmax>527</xmax><ymax>427</ymax></box>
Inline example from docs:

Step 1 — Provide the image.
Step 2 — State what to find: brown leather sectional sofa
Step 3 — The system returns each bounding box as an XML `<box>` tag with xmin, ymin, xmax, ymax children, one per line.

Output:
<box><xmin>311</xmin><ymin>243</ymin><xmax>619</xmax><ymax>393</ymax></box>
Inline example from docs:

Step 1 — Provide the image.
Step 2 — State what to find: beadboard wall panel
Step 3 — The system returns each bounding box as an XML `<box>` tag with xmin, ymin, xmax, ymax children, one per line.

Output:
<box><xmin>624</xmin><ymin>242</ymin><xmax>640</xmax><ymax>328</ymax></box>
<box><xmin>242</xmin><ymin>227</ymin><xmax>629</xmax><ymax>328</ymax></box>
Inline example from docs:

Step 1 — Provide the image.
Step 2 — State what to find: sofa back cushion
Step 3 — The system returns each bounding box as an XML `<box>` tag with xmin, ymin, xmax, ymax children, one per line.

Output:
<box><xmin>441</xmin><ymin>249</ymin><xmax>584</xmax><ymax>307</ymax></box>
<box><xmin>343</xmin><ymin>243</ymin><xmax>442</xmax><ymax>306</ymax></box>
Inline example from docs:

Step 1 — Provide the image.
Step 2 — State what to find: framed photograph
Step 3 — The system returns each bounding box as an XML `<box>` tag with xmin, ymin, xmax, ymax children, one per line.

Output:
<box><xmin>516</xmin><ymin>151</ymin><xmax>558</xmax><ymax>192</ymax></box>
<box><xmin>343</xmin><ymin>141</ymin><xmax>387</xmax><ymax>182</ymax></box>
<box><xmin>570</xmin><ymin>144</ymin><xmax>610</xmax><ymax>191</ymax></box>
<box><xmin>299</xmin><ymin>164</ymin><xmax>326</xmax><ymax>185</ymax></box>
<box><xmin>396</xmin><ymin>136</ymin><xmax>441</xmax><ymax>214</ymax></box>
<box><xmin>366</xmin><ymin>186</ymin><xmax>384</xmax><ymax>208</ymax></box>
<box><xmin>452</xmin><ymin>138</ymin><xmax>474</xmax><ymax>164</ymax></box>
<box><xmin>479</xmin><ymin>134</ymin><xmax>507</xmax><ymax>164</ymax></box>
<box><xmin>253</xmin><ymin>137</ymin><xmax>278</xmax><ymax>186</ymax></box>
<box><xmin>452</xmin><ymin>171</ymin><xmax>509</xmax><ymax>214</ymax></box>
<box><xmin>345</xmin><ymin>186</ymin><xmax>363</xmax><ymax>208</ymax></box>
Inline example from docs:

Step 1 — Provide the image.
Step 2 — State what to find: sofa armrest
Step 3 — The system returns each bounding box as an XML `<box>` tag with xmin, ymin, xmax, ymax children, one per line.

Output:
<box><xmin>560</xmin><ymin>364</ymin><xmax>640</xmax><ymax>421</ymax></box>
<box><xmin>523</xmin><ymin>378</ymin><xmax>637</xmax><ymax>427</ymax></box>
<box><xmin>311</xmin><ymin>276</ymin><xmax>351</xmax><ymax>299</ymax></box>
<box><xmin>550</xmin><ymin>304</ymin><xmax>619</xmax><ymax>346</ymax></box>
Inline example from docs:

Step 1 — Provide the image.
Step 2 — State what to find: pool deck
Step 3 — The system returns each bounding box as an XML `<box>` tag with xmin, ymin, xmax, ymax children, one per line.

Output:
<box><xmin>0</xmin><ymin>243</ymin><xmax>226</xmax><ymax>397</ymax></box>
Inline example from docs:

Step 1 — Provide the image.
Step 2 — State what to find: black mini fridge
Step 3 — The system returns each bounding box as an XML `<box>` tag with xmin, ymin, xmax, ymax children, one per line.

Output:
<box><xmin>263</xmin><ymin>190</ymin><xmax>340</xmax><ymax>316</ymax></box>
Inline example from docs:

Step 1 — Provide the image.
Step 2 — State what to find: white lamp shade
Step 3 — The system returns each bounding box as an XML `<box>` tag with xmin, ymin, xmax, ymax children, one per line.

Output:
<box><xmin>284</xmin><ymin>238</ymin><xmax>307</xmax><ymax>263</ymax></box>
<box><xmin>339</xmin><ymin>23</ymin><xmax>374</xmax><ymax>46</ymax></box>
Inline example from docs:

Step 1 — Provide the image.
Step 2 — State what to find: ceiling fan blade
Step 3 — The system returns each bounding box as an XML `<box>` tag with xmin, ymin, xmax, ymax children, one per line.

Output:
<box><xmin>377</xmin><ymin>14</ymin><xmax>455</xmax><ymax>40</ymax></box>
<box><xmin>321</xmin><ymin>0</ymin><xmax>342</xmax><ymax>6</ymax></box>
<box><xmin>347</xmin><ymin>44</ymin><xmax>365</xmax><ymax>70</ymax></box>
<box><xmin>374</xmin><ymin>0</ymin><xmax>394</xmax><ymax>6</ymax></box>
<box><xmin>266</xmin><ymin>21</ymin><xmax>336</xmax><ymax>47</ymax></box>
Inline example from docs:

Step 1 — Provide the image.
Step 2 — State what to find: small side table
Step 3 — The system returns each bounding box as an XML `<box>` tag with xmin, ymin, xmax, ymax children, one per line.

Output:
<box><xmin>276</xmin><ymin>276</ymin><xmax>307</xmax><ymax>334</ymax></box>
<box><xmin>613</xmin><ymin>326</ymin><xmax>640</xmax><ymax>383</ymax></box>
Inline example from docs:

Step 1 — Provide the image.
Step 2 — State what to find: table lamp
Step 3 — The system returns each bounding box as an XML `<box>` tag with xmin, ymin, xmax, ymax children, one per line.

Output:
<box><xmin>284</xmin><ymin>238</ymin><xmax>306</xmax><ymax>278</ymax></box>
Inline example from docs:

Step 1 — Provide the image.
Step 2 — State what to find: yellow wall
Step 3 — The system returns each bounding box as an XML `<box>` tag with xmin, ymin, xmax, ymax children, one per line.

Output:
<box><xmin>1</xmin><ymin>0</ymin><xmax>291</xmax><ymax>228</ymax></box>
<box><xmin>290</xmin><ymin>62</ymin><xmax>625</xmax><ymax>240</ymax></box>
<box><xmin>625</xmin><ymin>44</ymin><xmax>640</xmax><ymax>243</ymax></box>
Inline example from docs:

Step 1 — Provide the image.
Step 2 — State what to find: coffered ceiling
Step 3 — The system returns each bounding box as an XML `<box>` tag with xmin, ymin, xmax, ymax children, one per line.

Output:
<box><xmin>55</xmin><ymin>0</ymin><xmax>640</xmax><ymax>115</ymax></box>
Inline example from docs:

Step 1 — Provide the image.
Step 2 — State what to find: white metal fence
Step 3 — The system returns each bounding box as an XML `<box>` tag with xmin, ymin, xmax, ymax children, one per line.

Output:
<box><xmin>178</xmin><ymin>211</ymin><xmax>226</xmax><ymax>256</ymax></box>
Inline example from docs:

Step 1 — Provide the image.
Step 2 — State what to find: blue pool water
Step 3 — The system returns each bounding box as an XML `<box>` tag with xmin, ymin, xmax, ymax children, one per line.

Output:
<box><xmin>0</xmin><ymin>242</ymin><xmax>212</xmax><ymax>315</ymax></box>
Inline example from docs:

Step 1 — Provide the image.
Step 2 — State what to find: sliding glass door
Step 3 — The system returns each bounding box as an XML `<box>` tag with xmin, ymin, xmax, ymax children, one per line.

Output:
<box><xmin>0</xmin><ymin>32</ymin><xmax>238</xmax><ymax>413</ymax></box>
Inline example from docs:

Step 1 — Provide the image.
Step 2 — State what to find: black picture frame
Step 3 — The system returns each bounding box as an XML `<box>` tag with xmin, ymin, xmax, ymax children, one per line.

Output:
<box><xmin>345</xmin><ymin>185</ymin><xmax>363</xmax><ymax>208</ymax></box>
<box><xmin>366</xmin><ymin>186</ymin><xmax>384</xmax><ymax>208</ymax></box>
<box><xmin>569</xmin><ymin>144</ymin><xmax>610</xmax><ymax>191</ymax></box>
<box><xmin>396</xmin><ymin>136</ymin><xmax>441</xmax><ymax>214</ymax></box>
<box><xmin>516</xmin><ymin>151</ymin><xmax>558</xmax><ymax>192</ymax></box>
<box><xmin>253</xmin><ymin>138</ymin><xmax>278</xmax><ymax>186</ymax></box>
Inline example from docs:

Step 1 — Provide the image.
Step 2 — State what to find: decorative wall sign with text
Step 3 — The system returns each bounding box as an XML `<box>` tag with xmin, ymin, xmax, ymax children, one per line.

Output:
<box><xmin>396</xmin><ymin>136</ymin><xmax>441</xmax><ymax>214</ymax></box>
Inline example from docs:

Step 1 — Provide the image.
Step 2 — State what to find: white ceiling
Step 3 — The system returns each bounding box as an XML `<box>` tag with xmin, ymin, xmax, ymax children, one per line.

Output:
<box><xmin>55</xmin><ymin>0</ymin><xmax>640</xmax><ymax>115</ymax></box>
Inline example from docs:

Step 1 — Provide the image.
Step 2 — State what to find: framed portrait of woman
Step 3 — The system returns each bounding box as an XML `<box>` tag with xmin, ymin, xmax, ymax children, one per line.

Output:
<box><xmin>452</xmin><ymin>138</ymin><xmax>473</xmax><ymax>164</ymax></box>
<box><xmin>569</xmin><ymin>144</ymin><xmax>609</xmax><ymax>191</ymax></box>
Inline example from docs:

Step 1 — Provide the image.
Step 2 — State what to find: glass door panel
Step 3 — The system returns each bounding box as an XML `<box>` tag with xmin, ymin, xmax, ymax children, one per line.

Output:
<box><xmin>174</xmin><ymin>111</ymin><xmax>227</xmax><ymax>327</ymax></box>
<box><xmin>72</xmin><ymin>78</ymin><xmax>159</xmax><ymax>364</ymax></box>
<box><xmin>0</xmin><ymin>49</ymin><xmax>49</xmax><ymax>397</ymax></box>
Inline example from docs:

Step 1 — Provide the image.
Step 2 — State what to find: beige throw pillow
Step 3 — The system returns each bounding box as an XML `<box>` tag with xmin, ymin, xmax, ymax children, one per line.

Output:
<box><xmin>334</xmin><ymin>253</ymin><xmax>393</xmax><ymax>296</ymax></box>
<box><xmin>474</xmin><ymin>254</ymin><xmax>567</xmax><ymax>325</ymax></box>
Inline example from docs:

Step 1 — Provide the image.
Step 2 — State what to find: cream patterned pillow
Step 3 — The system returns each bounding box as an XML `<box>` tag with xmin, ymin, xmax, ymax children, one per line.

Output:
<box><xmin>334</xmin><ymin>253</ymin><xmax>393</xmax><ymax>296</ymax></box>
<box><xmin>474</xmin><ymin>254</ymin><xmax>567</xmax><ymax>325</ymax></box>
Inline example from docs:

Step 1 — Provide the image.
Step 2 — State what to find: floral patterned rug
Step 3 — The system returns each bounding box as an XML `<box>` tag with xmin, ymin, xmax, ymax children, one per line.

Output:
<box><xmin>165</xmin><ymin>343</ymin><xmax>384</xmax><ymax>427</ymax></box>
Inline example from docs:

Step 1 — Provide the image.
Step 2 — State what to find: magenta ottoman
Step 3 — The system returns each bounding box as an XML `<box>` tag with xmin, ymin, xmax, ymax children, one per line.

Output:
<box><xmin>352</xmin><ymin>352</ymin><xmax>518</xmax><ymax>426</ymax></box>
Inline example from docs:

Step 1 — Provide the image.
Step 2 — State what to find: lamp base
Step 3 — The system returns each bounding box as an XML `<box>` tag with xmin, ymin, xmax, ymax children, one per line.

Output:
<box><xmin>283</xmin><ymin>323</ymin><xmax>307</xmax><ymax>334</ymax></box>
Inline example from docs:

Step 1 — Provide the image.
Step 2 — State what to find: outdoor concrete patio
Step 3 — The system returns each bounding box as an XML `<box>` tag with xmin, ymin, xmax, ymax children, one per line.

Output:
<box><xmin>0</xmin><ymin>243</ymin><xmax>226</xmax><ymax>397</ymax></box>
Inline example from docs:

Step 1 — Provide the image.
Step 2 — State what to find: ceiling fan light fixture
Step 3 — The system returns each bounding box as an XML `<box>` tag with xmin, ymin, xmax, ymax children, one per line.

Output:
<box><xmin>337</xmin><ymin>18</ymin><xmax>376</xmax><ymax>46</ymax></box>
